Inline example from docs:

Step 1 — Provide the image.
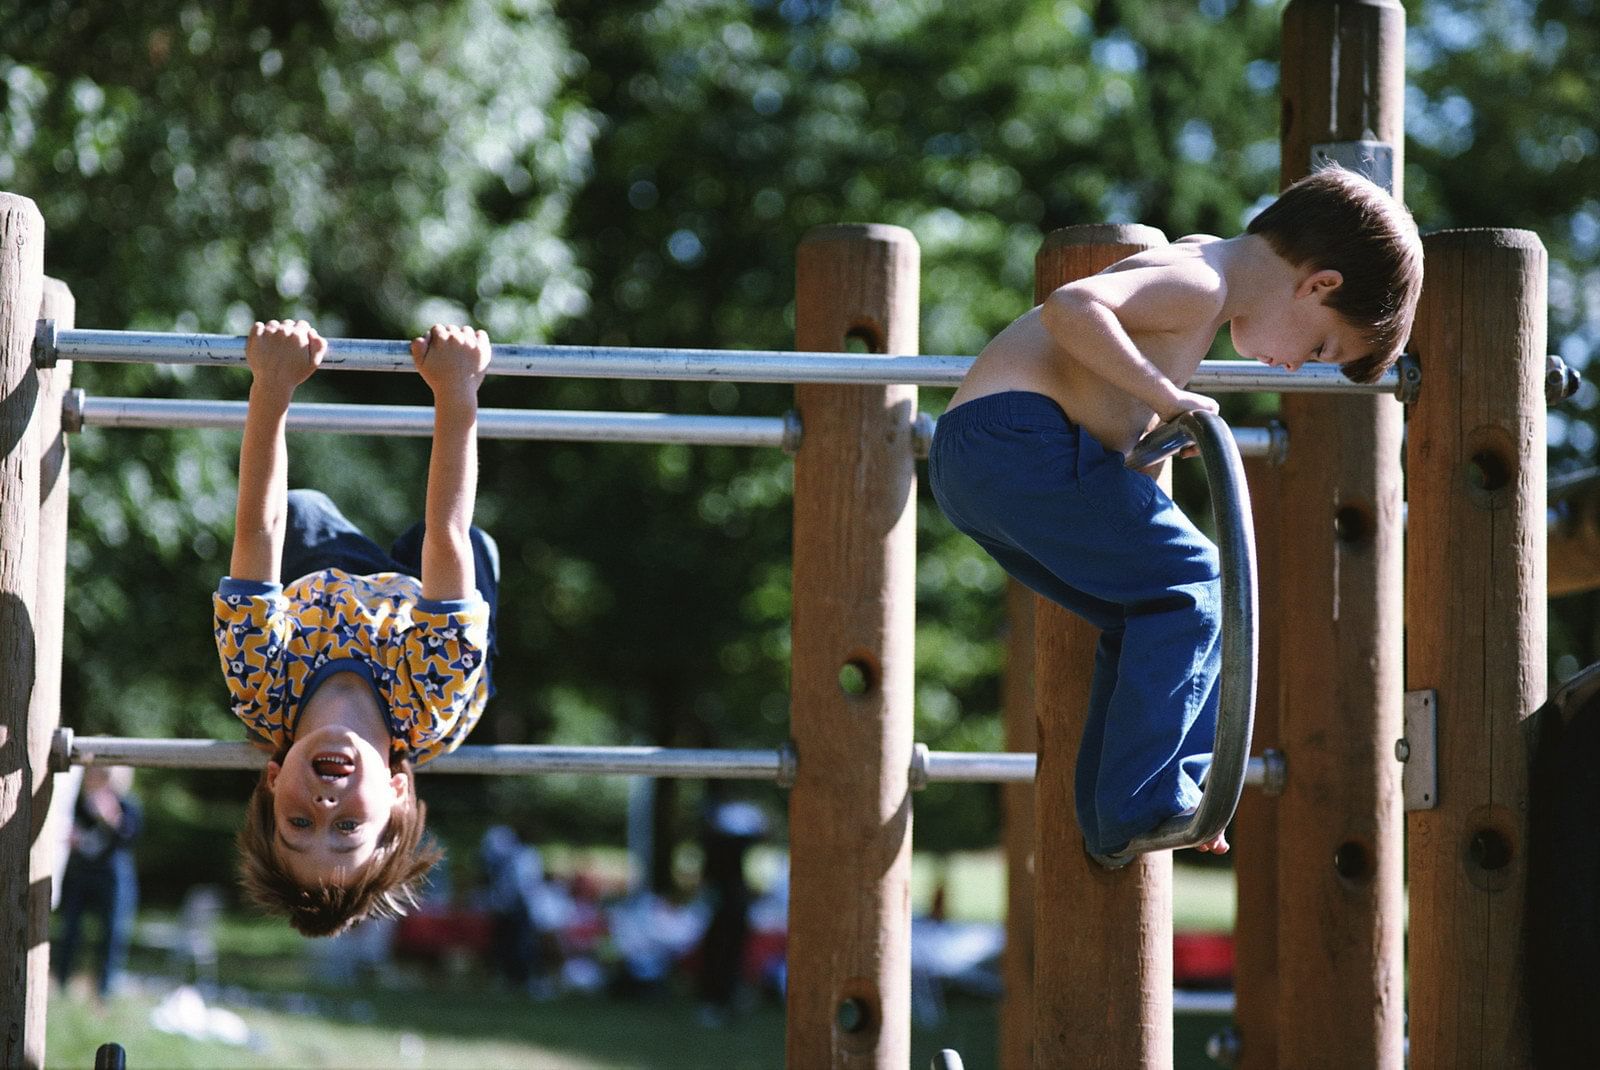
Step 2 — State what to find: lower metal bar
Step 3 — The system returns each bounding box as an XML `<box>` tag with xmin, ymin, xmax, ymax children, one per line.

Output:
<box><xmin>54</xmin><ymin>730</ymin><xmax>1282</xmax><ymax>793</ymax></box>
<box><xmin>66</xmin><ymin>393</ymin><xmax>1283</xmax><ymax>463</ymax></box>
<box><xmin>66</xmin><ymin>392</ymin><xmax>799</xmax><ymax>450</ymax></box>
<box><xmin>37</xmin><ymin>324</ymin><xmax>1401</xmax><ymax>395</ymax></box>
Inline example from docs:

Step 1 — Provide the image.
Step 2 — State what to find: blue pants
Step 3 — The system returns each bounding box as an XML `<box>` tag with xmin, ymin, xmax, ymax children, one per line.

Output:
<box><xmin>282</xmin><ymin>489</ymin><xmax>502</xmax><ymax>696</ymax></box>
<box><xmin>929</xmin><ymin>392</ymin><xmax>1221</xmax><ymax>856</ymax></box>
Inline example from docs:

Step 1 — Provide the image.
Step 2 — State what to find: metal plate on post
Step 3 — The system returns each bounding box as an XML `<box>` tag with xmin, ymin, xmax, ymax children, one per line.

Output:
<box><xmin>1310</xmin><ymin>140</ymin><xmax>1395</xmax><ymax>194</ymax></box>
<box><xmin>1400</xmin><ymin>689</ymin><xmax>1438</xmax><ymax>811</ymax></box>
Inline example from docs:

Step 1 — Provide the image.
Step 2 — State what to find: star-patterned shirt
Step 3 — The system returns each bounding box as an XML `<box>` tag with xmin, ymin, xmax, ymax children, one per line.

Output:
<box><xmin>213</xmin><ymin>569</ymin><xmax>490</xmax><ymax>766</ymax></box>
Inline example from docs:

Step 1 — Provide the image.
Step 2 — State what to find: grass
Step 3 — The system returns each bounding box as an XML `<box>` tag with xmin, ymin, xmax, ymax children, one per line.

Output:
<box><xmin>46</xmin><ymin>850</ymin><xmax>1237</xmax><ymax>1069</ymax></box>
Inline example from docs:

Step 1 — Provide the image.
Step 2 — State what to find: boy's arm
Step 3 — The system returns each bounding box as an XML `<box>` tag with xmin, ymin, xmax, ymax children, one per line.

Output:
<box><xmin>230</xmin><ymin>320</ymin><xmax>326</xmax><ymax>582</ymax></box>
<box><xmin>412</xmin><ymin>325</ymin><xmax>491</xmax><ymax>602</ymax></box>
<box><xmin>1039</xmin><ymin>263</ymin><xmax>1226</xmax><ymax>421</ymax></box>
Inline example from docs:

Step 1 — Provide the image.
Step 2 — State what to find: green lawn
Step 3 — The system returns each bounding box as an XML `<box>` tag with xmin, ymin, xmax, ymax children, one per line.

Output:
<box><xmin>46</xmin><ymin>851</ymin><xmax>1236</xmax><ymax>1069</ymax></box>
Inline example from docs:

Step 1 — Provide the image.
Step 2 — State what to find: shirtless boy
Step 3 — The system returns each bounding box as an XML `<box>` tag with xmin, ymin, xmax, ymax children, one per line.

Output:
<box><xmin>929</xmin><ymin>166</ymin><xmax>1421</xmax><ymax>862</ymax></box>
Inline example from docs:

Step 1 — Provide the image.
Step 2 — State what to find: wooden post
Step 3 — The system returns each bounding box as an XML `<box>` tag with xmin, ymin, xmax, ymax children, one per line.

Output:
<box><xmin>787</xmin><ymin>223</ymin><xmax>919</xmax><ymax>1069</ymax></box>
<box><xmin>1032</xmin><ymin>224</ymin><xmax>1171</xmax><ymax>1070</ymax></box>
<box><xmin>1406</xmin><ymin>228</ymin><xmax>1547</xmax><ymax>1069</ymax></box>
<box><xmin>1</xmin><ymin>191</ymin><xmax>47</xmax><ymax>1067</ymax></box>
<box><xmin>1276</xmin><ymin>3</ymin><xmax>1406</xmax><ymax>1066</ymax></box>
<box><xmin>27</xmin><ymin>277</ymin><xmax>72</xmax><ymax>1064</ymax></box>
<box><xmin>999</xmin><ymin>580</ymin><xmax>1034</xmax><ymax>1070</ymax></box>
<box><xmin>1230</xmin><ymin>455</ymin><xmax>1281</xmax><ymax>1070</ymax></box>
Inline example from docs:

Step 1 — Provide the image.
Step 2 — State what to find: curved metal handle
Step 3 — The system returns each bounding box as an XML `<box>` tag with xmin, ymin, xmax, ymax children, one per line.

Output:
<box><xmin>1101</xmin><ymin>410</ymin><xmax>1259</xmax><ymax>865</ymax></box>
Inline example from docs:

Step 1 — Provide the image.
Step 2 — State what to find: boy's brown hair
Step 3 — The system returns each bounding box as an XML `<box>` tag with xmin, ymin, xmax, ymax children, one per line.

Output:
<box><xmin>237</xmin><ymin>747</ymin><xmax>441</xmax><ymax>937</ymax></box>
<box><xmin>1246</xmin><ymin>165</ymin><xmax>1422</xmax><ymax>384</ymax></box>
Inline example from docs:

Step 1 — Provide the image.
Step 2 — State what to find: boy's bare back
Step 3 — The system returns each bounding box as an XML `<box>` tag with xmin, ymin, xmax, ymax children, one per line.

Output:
<box><xmin>950</xmin><ymin>237</ymin><xmax>1229</xmax><ymax>456</ymax></box>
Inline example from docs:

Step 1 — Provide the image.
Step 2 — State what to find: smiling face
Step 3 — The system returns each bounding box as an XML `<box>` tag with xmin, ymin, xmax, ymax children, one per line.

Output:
<box><xmin>266</xmin><ymin>720</ymin><xmax>407</xmax><ymax>888</ymax></box>
<box><xmin>1229</xmin><ymin>268</ymin><xmax>1373</xmax><ymax>373</ymax></box>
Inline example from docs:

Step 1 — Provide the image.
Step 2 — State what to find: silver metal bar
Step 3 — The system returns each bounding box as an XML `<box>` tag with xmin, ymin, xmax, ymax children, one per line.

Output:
<box><xmin>37</xmin><ymin>324</ymin><xmax>1401</xmax><ymax>395</ymax></box>
<box><xmin>66</xmin><ymin>392</ymin><xmax>799</xmax><ymax>450</ymax></box>
<box><xmin>1099</xmin><ymin>411</ymin><xmax>1259</xmax><ymax>867</ymax></box>
<box><xmin>53</xmin><ymin>729</ymin><xmax>1280</xmax><ymax>791</ymax></box>
<box><xmin>55</xmin><ymin>731</ymin><xmax>793</xmax><ymax>780</ymax></box>
<box><xmin>68</xmin><ymin>392</ymin><xmax>1280</xmax><ymax>463</ymax></box>
<box><xmin>916</xmin><ymin>750</ymin><xmax>1277</xmax><ymax>791</ymax></box>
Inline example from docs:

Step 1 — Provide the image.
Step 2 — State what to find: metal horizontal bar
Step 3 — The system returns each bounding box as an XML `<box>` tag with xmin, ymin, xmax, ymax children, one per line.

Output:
<box><xmin>66</xmin><ymin>393</ymin><xmax>1281</xmax><ymax>461</ymax></box>
<box><xmin>38</xmin><ymin>324</ymin><xmax>1400</xmax><ymax>395</ymax></box>
<box><xmin>915</xmin><ymin>749</ymin><xmax>1275</xmax><ymax>791</ymax></box>
<box><xmin>55</xmin><ymin>732</ymin><xmax>796</xmax><ymax>781</ymax></box>
<box><xmin>66</xmin><ymin>392</ymin><xmax>799</xmax><ymax>450</ymax></box>
<box><xmin>54</xmin><ymin>730</ymin><xmax>1278</xmax><ymax>790</ymax></box>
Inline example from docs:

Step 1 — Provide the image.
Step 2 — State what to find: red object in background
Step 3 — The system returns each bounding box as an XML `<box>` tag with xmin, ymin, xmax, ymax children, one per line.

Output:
<box><xmin>394</xmin><ymin>908</ymin><xmax>494</xmax><ymax>960</ymax></box>
<box><xmin>1173</xmin><ymin>932</ymin><xmax>1234</xmax><ymax>988</ymax></box>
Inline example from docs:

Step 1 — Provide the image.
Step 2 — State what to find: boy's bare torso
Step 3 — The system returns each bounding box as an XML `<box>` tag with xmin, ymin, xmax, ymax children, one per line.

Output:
<box><xmin>950</xmin><ymin>237</ymin><xmax>1225</xmax><ymax>455</ymax></box>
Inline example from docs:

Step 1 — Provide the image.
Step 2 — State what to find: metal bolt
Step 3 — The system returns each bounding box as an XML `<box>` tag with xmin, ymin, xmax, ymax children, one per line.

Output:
<box><xmin>1395</xmin><ymin>737</ymin><xmax>1410</xmax><ymax>762</ymax></box>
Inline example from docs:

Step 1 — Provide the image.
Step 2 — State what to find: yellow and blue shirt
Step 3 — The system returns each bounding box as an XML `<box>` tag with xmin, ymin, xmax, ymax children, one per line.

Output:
<box><xmin>213</xmin><ymin>569</ymin><xmax>490</xmax><ymax>767</ymax></box>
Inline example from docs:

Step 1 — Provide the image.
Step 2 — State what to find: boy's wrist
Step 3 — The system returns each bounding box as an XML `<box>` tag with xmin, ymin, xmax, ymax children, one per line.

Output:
<box><xmin>431</xmin><ymin>390</ymin><xmax>480</xmax><ymax>420</ymax></box>
<box><xmin>248</xmin><ymin>380</ymin><xmax>297</xmax><ymax>411</ymax></box>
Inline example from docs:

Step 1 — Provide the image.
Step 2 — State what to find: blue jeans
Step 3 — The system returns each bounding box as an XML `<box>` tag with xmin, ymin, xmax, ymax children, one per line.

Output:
<box><xmin>929</xmin><ymin>392</ymin><xmax>1221</xmax><ymax>856</ymax></box>
<box><xmin>282</xmin><ymin>489</ymin><xmax>501</xmax><ymax>696</ymax></box>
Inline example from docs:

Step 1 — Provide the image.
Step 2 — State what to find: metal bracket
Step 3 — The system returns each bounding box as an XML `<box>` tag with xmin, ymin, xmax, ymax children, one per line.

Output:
<box><xmin>1547</xmin><ymin>353</ymin><xmax>1582</xmax><ymax>406</ymax></box>
<box><xmin>911</xmin><ymin>411</ymin><xmax>936</xmax><ymax>460</ymax></box>
<box><xmin>776</xmin><ymin>740</ymin><xmax>799</xmax><ymax>789</ymax></box>
<box><xmin>780</xmin><ymin>409</ymin><xmax>803</xmax><ymax>454</ymax></box>
<box><xmin>908</xmin><ymin>742</ymin><xmax>930</xmax><ymax>792</ymax></box>
<box><xmin>1398</xmin><ymin>689</ymin><xmax>1438</xmax><ymax>811</ymax></box>
<box><xmin>1395</xmin><ymin>351</ymin><xmax>1422</xmax><ymax>404</ymax></box>
<box><xmin>50</xmin><ymin>726</ymin><xmax>75</xmax><ymax>774</ymax></box>
<box><xmin>33</xmin><ymin>318</ymin><xmax>59</xmax><ymax>368</ymax></box>
<box><xmin>62</xmin><ymin>387</ymin><xmax>86</xmax><ymax>434</ymax></box>
<box><xmin>1310</xmin><ymin>140</ymin><xmax>1396</xmax><ymax>194</ymax></box>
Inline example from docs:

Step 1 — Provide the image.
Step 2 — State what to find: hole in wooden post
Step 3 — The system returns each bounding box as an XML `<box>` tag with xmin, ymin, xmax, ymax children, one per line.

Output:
<box><xmin>1333</xmin><ymin>505</ymin><xmax>1371</xmax><ymax>545</ymax></box>
<box><xmin>845</xmin><ymin>324</ymin><xmax>883</xmax><ymax>354</ymax></box>
<box><xmin>1466</xmin><ymin>450</ymin><xmax>1511</xmax><ymax>493</ymax></box>
<box><xmin>1333</xmin><ymin>840</ymin><xmax>1372</xmax><ymax>881</ymax></box>
<box><xmin>838</xmin><ymin>657</ymin><xmax>877</xmax><ymax>698</ymax></box>
<box><xmin>1470</xmin><ymin>828</ymin><xmax>1513</xmax><ymax>871</ymax></box>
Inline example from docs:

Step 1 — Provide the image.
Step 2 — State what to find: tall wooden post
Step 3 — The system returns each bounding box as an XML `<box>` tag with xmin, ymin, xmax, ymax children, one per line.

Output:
<box><xmin>788</xmin><ymin>223</ymin><xmax>919</xmax><ymax>1069</ymax></box>
<box><xmin>1406</xmin><ymin>228</ymin><xmax>1547</xmax><ymax>1068</ymax></box>
<box><xmin>27</xmin><ymin>277</ymin><xmax>72</xmax><ymax>1064</ymax></box>
<box><xmin>1032</xmin><ymin>224</ymin><xmax>1171</xmax><ymax>1069</ymax></box>
<box><xmin>999</xmin><ymin>580</ymin><xmax>1034</xmax><ymax>1070</ymax></box>
<box><xmin>1230</xmin><ymin>455</ymin><xmax>1281</xmax><ymax>1070</ymax></box>
<box><xmin>1</xmin><ymin>192</ymin><xmax>47</xmax><ymax>1067</ymax></box>
<box><xmin>1276</xmin><ymin>3</ymin><xmax>1407</xmax><ymax>1066</ymax></box>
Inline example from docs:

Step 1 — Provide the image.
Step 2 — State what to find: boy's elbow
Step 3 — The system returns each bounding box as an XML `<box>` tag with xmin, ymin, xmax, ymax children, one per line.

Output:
<box><xmin>1040</xmin><ymin>286</ymin><xmax>1097</xmax><ymax>336</ymax></box>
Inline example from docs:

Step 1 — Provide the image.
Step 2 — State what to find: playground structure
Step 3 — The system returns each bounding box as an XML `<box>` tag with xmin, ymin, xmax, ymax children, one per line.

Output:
<box><xmin>0</xmin><ymin>2</ymin><xmax>1578</xmax><ymax>1068</ymax></box>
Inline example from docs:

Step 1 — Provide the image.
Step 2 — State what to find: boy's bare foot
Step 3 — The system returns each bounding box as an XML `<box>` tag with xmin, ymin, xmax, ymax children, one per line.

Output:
<box><xmin>1194</xmin><ymin>829</ymin><xmax>1229</xmax><ymax>854</ymax></box>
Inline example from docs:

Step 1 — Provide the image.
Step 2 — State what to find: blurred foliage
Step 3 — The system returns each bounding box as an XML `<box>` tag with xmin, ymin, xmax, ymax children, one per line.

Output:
<box><xmin>3</xmin><ymin>0</ymin><xmax>1599</xmax><ymax>899</ymax></box>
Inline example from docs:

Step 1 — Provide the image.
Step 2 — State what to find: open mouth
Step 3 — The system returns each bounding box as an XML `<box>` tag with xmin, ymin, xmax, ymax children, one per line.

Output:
<box><xmin>311</xmin><ymin>752</ymin><xmax>355</xmax><ymax>781</ymax></box>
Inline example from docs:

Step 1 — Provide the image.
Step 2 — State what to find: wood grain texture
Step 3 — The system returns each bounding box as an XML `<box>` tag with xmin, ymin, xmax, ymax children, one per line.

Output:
<box><xmin>786</xmin><ymin>224</ymin><xmax>919</xmax><ymax>1070</ymax></box>
<box><xmin>1277</xmin><ymin>4</ymin><xmax>1407</xmax><ymax>1066</ymax></box>
<box><xmin>999</xmin><ymin>579</ymin><xmax>1035</xmax><ymax>1070</ymax></box>
<box><xmin>1</xmin><ymin>190</ymin><xmax>45</xmax><ymax>1070</ymax></box>
<box><xmin>1406</xmin><ymin>228</ymin><xmax>1547</xmax><ymax>1070</ymax></box>
<box><xmin>1231</xmin><ymin>457</ymin><xmax>1280</xmax><ymax>1070</ymax></box>
<box><xmin>25</xmin><ymin>277</ymin><xmax>72</xmax><ymax>1069</ymax></box>
<box><xmin>1031</xmin><ymin>224</ymin><xmax>1174</xmax><ymax>1070</ymax></box>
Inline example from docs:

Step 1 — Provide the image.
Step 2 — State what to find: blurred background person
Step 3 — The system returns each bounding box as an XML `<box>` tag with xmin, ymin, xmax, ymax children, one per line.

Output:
<box><xmin>54</xmin><ymin>765</ymin><xmax>142</xmax><ymax>1001</ymax></box>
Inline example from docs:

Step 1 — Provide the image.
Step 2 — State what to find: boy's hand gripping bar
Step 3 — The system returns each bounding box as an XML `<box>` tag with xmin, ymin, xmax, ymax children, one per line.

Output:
<box><xmin>1095</xmin><ymin>412</ymin><xmax>1260</xmax><ymax>868</ymax></box>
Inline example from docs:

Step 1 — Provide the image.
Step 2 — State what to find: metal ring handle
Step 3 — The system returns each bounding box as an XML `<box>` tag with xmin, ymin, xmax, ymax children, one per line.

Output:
<box><xmin>1100</xmin><ymin>410</ymin><xmax>1259</xmax><ymax>865</ymax></box>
